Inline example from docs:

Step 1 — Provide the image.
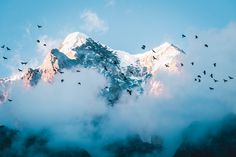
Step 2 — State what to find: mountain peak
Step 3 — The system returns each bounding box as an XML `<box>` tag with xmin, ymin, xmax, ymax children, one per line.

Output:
<box><xmin>59</xmin><ymin>32</ymin><xmax>88</xmax><ymax>59</ymax></box>
<box><xmin>0</xmin><ymin>32</ymin><xmax>184</xmax><ymax>104</ymax></box>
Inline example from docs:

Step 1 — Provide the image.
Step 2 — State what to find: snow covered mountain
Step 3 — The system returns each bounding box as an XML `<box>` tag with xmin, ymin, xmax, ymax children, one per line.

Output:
<box><xmin>0</xmin><ymin>32</ymin><xmax>184</xmax><ymax>105</ymax></box>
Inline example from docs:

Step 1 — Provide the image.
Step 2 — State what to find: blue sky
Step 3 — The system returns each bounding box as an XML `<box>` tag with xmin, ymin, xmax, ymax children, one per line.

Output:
<box><xmin>0</xmin><ymin>0</ymin><xmax>236</xmax><ymax>76</ymax></box>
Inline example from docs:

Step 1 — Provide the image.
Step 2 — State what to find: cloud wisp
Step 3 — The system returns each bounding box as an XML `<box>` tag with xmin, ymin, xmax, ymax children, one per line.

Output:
<box><xmin>80</xmin><ymin>10</ymin><xmax>109</xmax><ymax>33</ymax></box>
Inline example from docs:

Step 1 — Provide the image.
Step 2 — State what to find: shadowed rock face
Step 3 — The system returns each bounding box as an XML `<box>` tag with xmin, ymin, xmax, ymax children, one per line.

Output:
<box><xmin>174</xmin><ymin>114</ymin><xmax>236</xmax><ymax>157</ymax></box>
<box><xmin>105</xmin><ymin>135</ymin><xmax>163</xmax><ymax>157</ymax></box>
<box><xmin>0</xmin><ymin>125</ymin><xmax>91</xmax><ymax>157</ymax></box>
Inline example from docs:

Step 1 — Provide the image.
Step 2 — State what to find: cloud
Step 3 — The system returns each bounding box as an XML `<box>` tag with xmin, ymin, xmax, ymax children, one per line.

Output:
<box><xmin>0</xmin><ymin>22</ymin><xmax>236</xmax><ymax>156</ymax></box>
<box><xmin>80</xmin><ymin>10</ymin><xmax>109</xmax><ymax>33</ymax></box>
<box><xmin>36</xmin><ymin>35</ymin><xmax>61</xmax><ymax>56</ymax></box>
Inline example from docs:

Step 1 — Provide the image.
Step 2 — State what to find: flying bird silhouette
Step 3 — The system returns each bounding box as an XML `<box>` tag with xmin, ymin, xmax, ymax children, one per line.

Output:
<box><xmin>204</xmin><ymin>44</ymin><xmax>208</xmax><ymax>48</ymax></box>
<box><xmin>127</xmin><ymin>89</ymin><xmax>132</xmax><ymax>95</ymax></box>
<box><xmin>223</xmin><ymin>79</ymin><xmax>228</xmax><ymax>82</ymax></box>
<box><xmin>153</xmin><ymin>56</ymin><xmax>157</xmax><ymax>60</ymax></box>
<box><xmin>180</xmin><ymin>63</ymin><xmax>184</xmax><ymax>67</ymax></box>
<box><xmin>1</xmin><ymin>45</ymin><xmax>5</xmax><ymax>48</ymax></box>
<box><xmin>8</xmin><ymin>99</ymin><xmax>13</xmax><ymax>102</ymax></box>
<box><xmin>213</xmin><ymin>63</ymin><xmax>216</xmax><ymax>67</ymax></box>
<box><xmin>195</xmin><ymin>35</ymin><xmax>198</xmax><ymax>39</ymax></box>
<box><xmin>209</xmin><ymin>87</ymin><xmax>214</xmax><ymax>90</ymax></box>
<box><xmin>152</xmin><ymin>49</ymin><xmax>156</xmax><ymax>53</ymax></box>
<box><xmin>141</xmin><ymin>45</ymin><xmax>146</xmax><ymax>50</ymax></box>
<box><xmin>18</xmin><ymin>69</ymin><xmax>23</xmax><ymax>72</ymax></box>
<box><xmin>6</xmin><ymin>47</ymin><xmax>11</xmax><ymax>51</ymax></box>
<box><xmin>3</xmin><ymin>56</ymin><xmax>7</xmax><ymax>60</ymax></box>
<box><xmin>78</xmin><ymin>82</ymin><xmax>81</xmax><ymax>85</ymax></box>
<box><xmin>165</xmin><ymin>64</ymin><xmax>169</xmax><ymax>68</ymax></box>
<box><xmin>36</xmin><ymin>40</ymin><xmax>40</xmax><ymax>43</ymax></box>
<box><xmin>21</xmin><ymin>62</ymin><xmax>28</xmax><ymax>65</ymax></box>
<box><xmin>197</xmin><ymin>75</ymin><xmax>201</xmax><ymax>78</ymax></box>
<box><xmin>214</xmin><ymin>79</ymin><xmax>219</xmax><ymax>82</ymax></box>
<box><xmin>61</xmin><ymin>79</ymin><xmax>64</xmax><ymax>83</ymax></box>
<box><xmin>43</xmin><ymin>43</ymin><xmax>47</xmax><ymax>47</ymax></box>
<box><xmin>76</xmin><ymin>70</ymin><xmax>80</xmax><ymax>72</ymax></box>
<box><xmin>203</xmin><ymin>70</ymin><xmax>206</xmax><ymax>75</ymax></box>
<box><xmin>58</xmin><ymin>71</ymin><xmax>64</xmax><ymax>74</ymax></box>
<box><xmin>182</xmin><ymin>34</ymin><xmax>186</xmax><ymax>38</ymax></box>
<box><xmin>228</xmin><ymin>76</ymin><xmax>234</xmax><ymax>79</ymax></box>
<box><xmin>191</xmin><ymin>62</ymin><xmax>194</xmax><ymax>66</ymax></box>
<box><xmin>37</xmin><ymin>25</ymin><xmax>42</xmax><ymax>28</ymax></box>
<box><xmin>194</xmin><ymin>78</ymin><xmax>197</xmax><ymax>81</ymax></box>
<box><xmin>210</xmin><ymin>74</ymin><xmax>214</xmax><ymax>78</ymax></box>
<box><xmin>198</xmin><ymin>79</ymin><xmax>201</xmax><ymax>82</ymax></box>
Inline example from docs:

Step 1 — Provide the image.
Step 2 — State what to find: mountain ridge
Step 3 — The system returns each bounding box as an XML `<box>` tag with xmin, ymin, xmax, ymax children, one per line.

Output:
<box><xmin>0</xmin><ymin>32</ymin><xmax>184</xmax><ymax>105</ymax></box>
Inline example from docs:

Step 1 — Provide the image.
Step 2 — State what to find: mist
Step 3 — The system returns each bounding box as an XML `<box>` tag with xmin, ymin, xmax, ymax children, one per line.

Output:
<box><xmin>0</xmin><ymin>23</ymin><xmax>236</xmax><ymax>157</ymax></box>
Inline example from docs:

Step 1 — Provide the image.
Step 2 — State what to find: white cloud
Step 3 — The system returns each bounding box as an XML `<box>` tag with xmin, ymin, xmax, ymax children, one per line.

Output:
<box><xmin>36</xmin><ymin>35</ymin><xmax>62</xmax><ymax>57</ymax></box>
<box><xmin>80</xmin><ymin>10</ymin><xmax>109</xmax><ymax>33</ymax></box>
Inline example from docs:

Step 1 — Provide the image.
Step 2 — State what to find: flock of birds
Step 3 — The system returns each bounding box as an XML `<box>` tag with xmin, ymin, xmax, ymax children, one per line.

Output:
<box><xmin>1</xmin><ymin>27</ymin><xmax>234</xmax><ymax>102</ymax></box>
<box><xmin>141</xmin><ymin>34</ymin><xmax>234</xmax><ymax>91</ymax></box>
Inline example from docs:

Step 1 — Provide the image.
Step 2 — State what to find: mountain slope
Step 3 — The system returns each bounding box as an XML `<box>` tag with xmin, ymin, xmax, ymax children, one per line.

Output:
<box><xmin>0</xmin><ymin>32</ymin><xmax>184</xmax><ymax>105</ymax></box>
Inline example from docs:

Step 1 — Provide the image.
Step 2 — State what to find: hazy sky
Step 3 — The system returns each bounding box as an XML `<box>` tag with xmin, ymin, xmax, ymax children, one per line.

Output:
<box><xmin>1</xmin><ymin>0</ymin><xmax>236</xmax><ymax>76</ymax></box>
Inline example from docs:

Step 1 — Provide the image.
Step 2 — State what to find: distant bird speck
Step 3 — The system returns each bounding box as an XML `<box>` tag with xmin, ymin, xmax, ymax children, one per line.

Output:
<box><xmin>37</xmin><ymin>25</ymin><xmax>42</xmax><ymax>28</ymax></box>
<box><xmin>141</xmin><ymin>45</ymin><xmax>146</xmax><ymax>50</ymax></box>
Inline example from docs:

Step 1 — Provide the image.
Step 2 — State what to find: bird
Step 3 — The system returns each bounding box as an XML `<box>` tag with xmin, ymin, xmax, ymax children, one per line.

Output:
<box><xmin>153</xmin><ymin>56</ymin><xmax>157</xmax><ymax>60</ymax></box>
<box><xmin>203</xmin><ymin>70</ymin><xmax>206</xmax><ymax>75</ymax></box>
<box><xmin>129</xmin><ymin>71</ymin><xmax>134</xmax><ymax>74</ymax></box>
<box><xmin>180</xmin><ymin>63</ymin><xmax>184</xmax><ymax>67</ymax></box>
<box><xmin>165</xmin><ymin>64</ymin><xmax>169</xmax><ymax>68</ymax></box>
<box><xmin>1</xmin><ymin>45</ymin><xmax>5</xmax><ymax>48</ymax></box>
<box><xmin>223</xmin><ymin>79</ymin><xmax>228</xmax><ymax>82</ymax></box>
<box><xmin>152</xmin><ymin>49</ymin><xmax>156</xmax><ymax>53</ymax></box>
<box><xmin>8</xmin><ymin>99</ymin><xmax>12</xmax><ymax>102</ymax></box>
<box><xmin>58</xmin><ymin>71</ymin><xmax>64</xmax><ymax>74</ymax></box>
<box><xmin>18</xmin><ymin>69</ymin><xmax>23</xmax><ymax>72</ymax></box>
<box><xmin>21</xmin><ymin>62</ymin><xmax>28</xmax><ymax>65</ymax></box>
<box><xmin>76</xmin><ymin>70</ymin><xmax>80</xmax><ymax>72</ymax></box>
<box><xmin>191</xmin><ymin>62</ymin><xmax>194</xmax><ymax>66</ymax></box>
<box><xmin>194</xmin><ymin>78</ymin><xmax>197</xmax><ymax>81</ymax></box>
<box><xmin>43</xmin><ymin>43</ymin><xmax>47</xmax><ymax>47</ymax></box>
<box><xmin>6</xmin><ymin>47</ymin><xmax>11</xmax><ymax>51</ymax></box>
<box><xmin>204</xmin><ymin>44</ymin><xmax>208</xmax><ymax>47</ymax></box>
<box><xmin>214</xmin><ymin>79</ymin><xmax>219</xmax><ymax>82</ymax></box>
<box><xmin>209</xmin><ymin>87</ymin><xmax>214</xmax><ymax>90</ymax></box>
<box><xmin>197</xmin><ymin>75</ymin><xmax>201</xmax><ymax>78</ymax></box>
<box><xmin>210</xmin><ymin>74</ymin><xmax>214</xmax><ymax>78</ymax></box>
<box><xmin>182</xmin><ymin>34</ymin><xmax>186</xmax><ymax>38</ymax></box>
<box><xmin>37</xmin><ymin>25</ymin><xmax>42</xmax><ymax>28</ymax></box>
<box><xmin>36</xmin><ymin>40</ymin><xmax>40</xmax><ymax>43</ymax></box>
<box><xmin>198</xmin><ymin>79</ymin><xmax>201</xmax><ymax>82</ymax></box>
<box><xmin>61</xmin><ymin>79</ymin><xmax>64</xmax><ymax>83</ymax></box>
<box><xmin>195</xmin><ymin>35</ymin><xmax>198</xmax><ymax>39</ymax></box>
<box><xmin>141</xmin><ymin>45</ymin><xmax>146</xmax><ymax>50</ymax></box>
<box><xmin>213</xmin><ymin>63</ymin><xmax>216</xmax><ymax>67</ymax></box>
<box><xmin>78</xmin><ymin>82</ymin><xmax>81</xmax><ymax>85</ymax></box>
<box><xmin>3</xmin><ymin>56</ymin><xmax>7</xmax><ymax>60</ymax></box>
<box><xmin>127</xmin><ymin>89</ymin><xmax>132</xmax><ymax>95</ymax></box>
<box><xmin>228</xmin><ymin>76</ymin><xmax>234</xmax><ymax>79</ymax></box>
